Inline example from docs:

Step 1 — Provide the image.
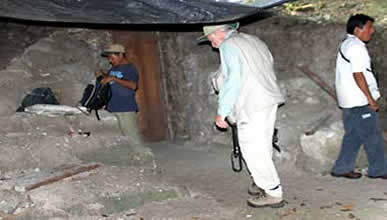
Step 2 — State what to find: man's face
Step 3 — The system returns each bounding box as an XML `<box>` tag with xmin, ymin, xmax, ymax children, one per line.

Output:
<box><xmin>207</xmin><ymin>30</ymin><xmax>226</xmax><ymax>48</ymax></box>
<box><xmin>355</xmin><ymin>20</ymin><xmax>375</xmax><ymax>42</ymax></box>
<box><xmin>107</xmin><ymin>53</ymin><xmax>123</xmax><ymax>66</ymax></box>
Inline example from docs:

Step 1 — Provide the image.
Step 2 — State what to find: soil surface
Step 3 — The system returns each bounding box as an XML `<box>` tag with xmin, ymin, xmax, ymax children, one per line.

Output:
<box><xmin>2</xmin><ymin>138</ymin><xmax>387</xmax><ymax>220</ymax></box>
<box><xmin>149</xmin><ymin>141</ymin><xmax>387</xmax><ymax>220</ymax></box>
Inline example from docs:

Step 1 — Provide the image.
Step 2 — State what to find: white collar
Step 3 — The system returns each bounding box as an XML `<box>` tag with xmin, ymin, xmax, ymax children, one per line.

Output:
<box><xmin>346</xmin><ymin>34</ymin><xmax>365</xmax><ymax>46</ymax></box>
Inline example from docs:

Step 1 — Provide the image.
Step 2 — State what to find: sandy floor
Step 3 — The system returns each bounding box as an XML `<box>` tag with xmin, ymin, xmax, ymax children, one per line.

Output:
<box><xmin>0</xmin><ymin>131</ymin><xmax>386</xmax><ymax>220</ymax></box>
<box><xmin>149</xmin><ymin>141</ymin><xmax>387</xmax><ymax>220</ymax></box>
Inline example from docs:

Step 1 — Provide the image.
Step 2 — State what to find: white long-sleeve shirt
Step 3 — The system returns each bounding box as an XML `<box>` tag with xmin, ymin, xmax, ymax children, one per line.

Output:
<box><xmin>217</xmin><ymin>31</ymin><xmax>284</xmax><ymax>123</ymax></box>
<box><xmin>217</xmin><ymin>31</ymin><xmax>242</xmax><ymax>118</ymax></box>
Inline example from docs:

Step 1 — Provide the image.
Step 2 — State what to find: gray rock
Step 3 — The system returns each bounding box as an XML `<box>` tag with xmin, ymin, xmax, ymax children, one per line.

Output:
<box><xmin>300</xmin><ymin>121</ymin><xmax>368</xmax><ymax>174</ymax></box>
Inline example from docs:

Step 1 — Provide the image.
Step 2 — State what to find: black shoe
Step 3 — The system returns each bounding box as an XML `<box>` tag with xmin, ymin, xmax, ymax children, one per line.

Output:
<box><xmin>367</xmin><ymin>174</ymin><xmax>387</xmax><ymax>179</ymax></box>
<box><xmin>331</xmin><ymin>171</ymin><xmax>362</xmax><ymax>179</ymax></box>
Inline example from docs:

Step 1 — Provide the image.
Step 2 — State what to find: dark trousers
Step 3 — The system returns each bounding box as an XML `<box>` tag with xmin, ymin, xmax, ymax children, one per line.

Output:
<box><xmin>332</xmin><ymin>105</ymin><xmax>387</xmax><ymax>177</ymax></box>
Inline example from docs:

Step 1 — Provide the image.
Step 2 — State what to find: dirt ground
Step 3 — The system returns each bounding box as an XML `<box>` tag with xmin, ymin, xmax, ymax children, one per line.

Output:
<box><xmin>2</xmin><ymin>137</ymin><xmax>387</xmax><ymax>220</ymax></box>
<box><xmin>150</xmin><ymin>141</ymin><xmax>387</xmax><ymax>220</ymax></box>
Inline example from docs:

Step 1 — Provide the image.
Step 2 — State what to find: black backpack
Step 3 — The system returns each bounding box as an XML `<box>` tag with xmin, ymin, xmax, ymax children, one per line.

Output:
<box><xmin>17</xmin><ymin>87</ymin><xmax>60</xmax><ymax>112</ymax></box>
<box><xmin>80</xmin><ymin>76</ymin><xmax>112</xmax><ymax>120</ymax></box>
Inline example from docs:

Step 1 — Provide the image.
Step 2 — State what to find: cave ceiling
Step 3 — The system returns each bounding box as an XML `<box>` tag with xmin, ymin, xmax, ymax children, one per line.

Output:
<box><xmin>0</xmin><ymin>0</ymin><xmax>289</xmax><ymax>24</ymax></box>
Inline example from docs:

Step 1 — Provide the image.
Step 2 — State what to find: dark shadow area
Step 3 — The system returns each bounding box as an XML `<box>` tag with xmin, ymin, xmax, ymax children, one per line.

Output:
<box><xmin>0</xmin><ymin>10</ymin><xmax>277</xmax><ymax>33</ymax></box>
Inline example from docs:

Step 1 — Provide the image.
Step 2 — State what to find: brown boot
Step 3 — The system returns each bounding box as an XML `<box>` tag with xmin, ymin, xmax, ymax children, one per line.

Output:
<box><xmin>247</xmin><ymin>194</ymin><xmax>285</xmax><ymax>208</ymax></box>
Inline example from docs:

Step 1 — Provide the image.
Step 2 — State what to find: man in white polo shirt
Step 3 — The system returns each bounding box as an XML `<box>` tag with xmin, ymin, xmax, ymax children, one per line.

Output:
<box><xmin>332</xmin><ymin>14</ymin><xmax>387</xmax><ymax>179</ymax></box>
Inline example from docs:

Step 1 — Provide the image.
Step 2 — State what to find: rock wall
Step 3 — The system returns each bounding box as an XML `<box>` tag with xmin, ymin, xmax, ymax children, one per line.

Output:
<box><xmin>0</xmin><ymin>28</ymin><xmax>111</xmax><ymax>116</ymax></box>
<box><xmin>0</xmin><ymin>26</ymin><xmax>120</xmax><ymax>171</ymax></box>
<box><xmin>159</xmin><ymin>31</ymin><xmax>222</xmax><ymax>143</ymax></box>
<box><xmin>369</xmin><ymin>29</ymin><xmax>387</xmax><ymax>130</ymax></box>
<box><xmin>0</xmin><ymin>23</ymin><xmax>54</xmax><ymax>70</ymax></box>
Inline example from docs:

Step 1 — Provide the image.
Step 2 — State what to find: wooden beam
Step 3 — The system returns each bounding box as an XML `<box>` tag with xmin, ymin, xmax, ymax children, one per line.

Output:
<box><xmin>297</xmin><ymin>65</ymin><xmax>337</xmax><ymax>101</ymax></box>
<box><xmin>14</xmin><ymin>162</ymin><xmax>101</xmax><ymax>192</ymax></box>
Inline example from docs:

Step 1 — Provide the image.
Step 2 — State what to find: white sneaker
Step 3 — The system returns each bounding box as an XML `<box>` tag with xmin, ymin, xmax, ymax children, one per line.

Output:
<box><xmin>247</xmin><ymin>194</ymin><xmax>285</xmax><ymax>208</ymax></box>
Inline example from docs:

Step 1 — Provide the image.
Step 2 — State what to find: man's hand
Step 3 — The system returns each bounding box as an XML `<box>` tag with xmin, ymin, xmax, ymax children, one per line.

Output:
<box><xmin>368</xmin><ymin>99</ymin><xmax>379</xmax><ymax>112</ymax></box>
<box><xmin>101</xmin><ymin>76</ymin><xmax>115</xmax><ymax>85</ymax></box>
<box><xmin>215</xmin><ymin>115</ymin><xmax>229</xmax><ymax>129</ymax></box>
<box><xmin>353</xmin><ymin>72</ymin><xmax>379</xmax><ymax>112</ymax></box>
<box><xmin>95</xmin><ymin>70</ymin><xmax>105</xmax><ymax>77</ymax></box>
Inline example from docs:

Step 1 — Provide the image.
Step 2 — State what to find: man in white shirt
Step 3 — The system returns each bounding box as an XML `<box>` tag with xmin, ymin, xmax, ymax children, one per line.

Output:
<box><xmin>332</xmin><ymin>14</ymin><xmax>387</xmax><ymax>179</ymax></box>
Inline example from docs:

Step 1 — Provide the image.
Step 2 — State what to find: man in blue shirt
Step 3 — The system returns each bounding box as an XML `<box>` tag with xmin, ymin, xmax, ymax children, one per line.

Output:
<box><xmin>100</xmin><ymin>44</ymin><xmax>151</xmax><ymax>157</ymax></box>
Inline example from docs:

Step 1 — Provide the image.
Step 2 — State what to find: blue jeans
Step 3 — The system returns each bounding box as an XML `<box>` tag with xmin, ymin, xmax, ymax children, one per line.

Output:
<box><xmin>332</xmin><ymin>105</ymin><xmax>387</xmax><ymax>176</ymax></box>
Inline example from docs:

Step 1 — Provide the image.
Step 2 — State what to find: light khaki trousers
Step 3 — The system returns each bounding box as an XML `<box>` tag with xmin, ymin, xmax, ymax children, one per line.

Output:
<box><xmin>237</xmin><ymin>105</ymin><xmax>282</xmax><ymax>198</ymax></box>
<box><xmin>114</xmin><ymin>112</ymin><xmax>143</xmax><ymax>145</ymax></box>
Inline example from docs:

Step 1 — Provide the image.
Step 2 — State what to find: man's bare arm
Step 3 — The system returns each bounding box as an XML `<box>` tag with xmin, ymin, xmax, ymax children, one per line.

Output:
<box><xmin>353</xmin><ymin>72</ymin><xmax>379</xmax><ymax>111</ymax></box>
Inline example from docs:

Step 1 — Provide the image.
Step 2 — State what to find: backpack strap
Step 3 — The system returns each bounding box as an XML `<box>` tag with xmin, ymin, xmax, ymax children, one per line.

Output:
<box><xmin>338</xmin><ymin>36</ymin><xmax>350</xmax><ymax>63</ymax></box>
<box><xmin>339</xmin><ymin>47</ymin><xmax>350</xmax><ymax>63</ymax></box>
<box><xmin>95</xmin><ymin>109</ymin><xmax>101</xmax><ymax>121</ymax></box>
<box><xmin>339</xmin><ymin>45</ymin><xmax>374</xmax><ymax>73</ymax></box>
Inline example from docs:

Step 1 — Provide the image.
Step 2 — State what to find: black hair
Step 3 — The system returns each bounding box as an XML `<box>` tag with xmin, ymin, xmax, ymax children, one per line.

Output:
<box><xmin>114</xmin><ymin>52</ymin><xmax>126</xmax><ymax>57</ymax></box>
<box><xmin>102</xmin><ymin>52</ymin><xmax>126</xmax><ymax>57</ymax></box>
<box><xmin>346</xmin><ymin>14</ymin><xmax>375</xmax><ymax>34</ymax></box>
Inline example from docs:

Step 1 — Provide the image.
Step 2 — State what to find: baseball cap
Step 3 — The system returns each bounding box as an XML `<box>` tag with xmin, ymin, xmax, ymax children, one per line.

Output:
<box><xmin>102</xmin><ymin>44</ymin><xmax>126</xmax><ymax>56</ymax></box>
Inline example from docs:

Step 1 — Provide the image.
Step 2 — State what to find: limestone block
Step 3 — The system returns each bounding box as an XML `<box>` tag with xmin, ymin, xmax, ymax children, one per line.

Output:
<box><xmin>300</xmin><ymin>121</ymin><xmax>368</xmax><ymax>174</ymax></box>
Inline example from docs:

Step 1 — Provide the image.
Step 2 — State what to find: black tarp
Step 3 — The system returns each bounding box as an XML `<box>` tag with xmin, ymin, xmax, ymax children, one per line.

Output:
<box><xmin>0</xmin><ymin>0</ymin><xmax>290</xmax><ymax>24</ymax></box>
